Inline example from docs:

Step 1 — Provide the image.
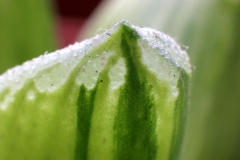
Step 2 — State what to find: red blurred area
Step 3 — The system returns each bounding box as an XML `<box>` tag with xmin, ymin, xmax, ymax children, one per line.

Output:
<box><xmin>53</xmin><ymin>0</ymin><xmax>103</xmax><ymax>47</ymax></box>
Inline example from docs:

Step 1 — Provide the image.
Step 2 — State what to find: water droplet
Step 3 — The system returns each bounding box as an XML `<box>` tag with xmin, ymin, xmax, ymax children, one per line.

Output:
<box><xmin>44</xmin><ymin>51</ymin><xmax>49</xmax><ymax>55</ymax></box>
<box><xmin>181</xmin><ymin>45</ymin><xmax>189</xmax><ymax>51</ymax></box>
<box><xmin>96</xmin><ymin>28</ymin><xmax>107</xmax><ymax>35</ymax></box>
<box><xmin>27</xmin><ymin>90</ymin><xmax>35</xmax><ymax>100</ymax></box>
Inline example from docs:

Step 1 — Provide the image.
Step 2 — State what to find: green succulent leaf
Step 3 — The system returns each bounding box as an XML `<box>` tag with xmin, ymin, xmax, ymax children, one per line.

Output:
<box><xmin>0</xmin><ymin>21</ymin><xmax>191</xmax><ymax>160</ymax></box>
<box><xmin>80</xmin><ymin>1</ymin><xmax>240</xmax><ymax>159</ymax></box>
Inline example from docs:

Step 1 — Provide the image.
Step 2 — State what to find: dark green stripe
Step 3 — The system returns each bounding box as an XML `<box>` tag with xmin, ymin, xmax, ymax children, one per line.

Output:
<box><xmin>75</xmin><ymin>84</ymin><xmax>98</xmax><ymax>160</ymax></box>
<box><xmin>113</xmin><ymin>25</ymin><xmax>157</xmax><ymax>160</ymax></box>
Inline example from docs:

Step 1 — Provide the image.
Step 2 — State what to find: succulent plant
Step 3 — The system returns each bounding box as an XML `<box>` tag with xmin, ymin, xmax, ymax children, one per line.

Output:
<box><xmin>0</xmin><ymin>21</ymin><xmax>191</xmax><ymax>160</ymax></box>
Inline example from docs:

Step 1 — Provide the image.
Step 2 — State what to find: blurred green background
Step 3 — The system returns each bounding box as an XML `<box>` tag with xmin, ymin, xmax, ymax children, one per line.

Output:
<box><xmin>0</xmin><ymin>0</ymin><xmax>102</xmax><ymax>74</ymax></box>
<box><xmin>0</xmin><ymin>0</ymin><xmax>56</xmax><ymax>74</ymax></box>
<box><xmin>1</xmin><ymin>0</ymin><xmax>240</xmax><ymax>160</ymax></box>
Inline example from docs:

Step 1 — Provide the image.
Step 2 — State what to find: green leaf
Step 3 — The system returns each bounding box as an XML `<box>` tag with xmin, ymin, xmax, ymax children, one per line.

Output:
<box><xmin>0</xmin><ymin>0</ymin><xmax>56</xmax><ymax>74</ymax></box>
<box><xmin>0</xmin><ymin>21</ymin><xmax>191</xmax><ymax>160</ymax></box>
<box><xmin>79</xmin><ymin>0</ymin><xmax>240</xmax><ymax>159</ymax></box>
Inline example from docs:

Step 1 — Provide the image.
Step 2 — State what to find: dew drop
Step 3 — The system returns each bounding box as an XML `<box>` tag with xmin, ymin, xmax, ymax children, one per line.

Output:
<box><xmin>180</xmin><ymin>45</ymin><xmax>189</xmax><ymax>51</ymax></box>
<box><xmin>96</xmin><ymin>28</ymin><xmax>107</xmax><ymax>35</ymax></box>
<box><xmin>27</xmin><ymin>90</ymin><xmax>35</xmax><ymax>100</ymax></box>
<box><xmin>44</xmin><ymin>51</ymin><xmax>49</xmax><ymax>55</ymax></box>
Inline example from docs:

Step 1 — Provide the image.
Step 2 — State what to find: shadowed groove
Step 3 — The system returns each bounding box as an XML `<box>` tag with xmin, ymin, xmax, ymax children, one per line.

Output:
<box><xmin>169</xmin><ymin>71</ymin><xmax>189</xmax><ymax>160</ymax></box>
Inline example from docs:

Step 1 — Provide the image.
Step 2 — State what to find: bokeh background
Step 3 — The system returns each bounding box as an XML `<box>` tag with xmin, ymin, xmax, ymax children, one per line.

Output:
<box><xmin>0</xmin><ymin>0</ymin><xmax>240</xmax><ymax>160</ymax></box>
<box><xmin>0</xmin><ymin>0</ymin><xmax>103</xmax><ymax>74</ymax></box>
<box><xmin>54</xmin><ymin>0</ymin><xmax>102</xmax><ymax>47</ymax></box>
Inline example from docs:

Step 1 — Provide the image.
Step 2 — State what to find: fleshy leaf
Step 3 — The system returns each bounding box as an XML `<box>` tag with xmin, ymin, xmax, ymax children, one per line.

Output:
<box><xmin>80</xmin><ymin>1</ymin><xmax>240</xmax><ymax>159</ymax></box>
<box><xmin>0</xmin><ymin>21</ymin><xmax>191</xmax><ymax>160</ymax></box>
